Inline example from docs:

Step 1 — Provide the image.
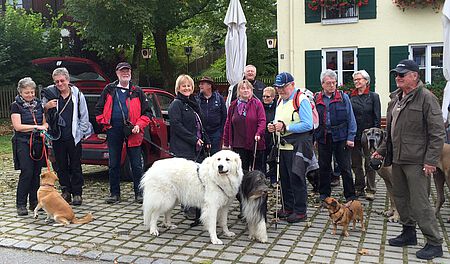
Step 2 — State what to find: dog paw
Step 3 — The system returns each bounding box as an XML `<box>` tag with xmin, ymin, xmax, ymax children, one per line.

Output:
<box><xmin>166</xmin><ymin>224</ymin><xmax>177</xmax><ymax>230</ymax></box>
<box><xmin>149</xmin><ymin>229</ymin><xmax>160</xmax><ymax>236</ymax></box>
<box><xmin>224</xmin><ymin>231</ymin><xmax>235</xmax><ymax>237</ymax></box>
<box><xmin>211</xmin><ymin>238</ymin><xmax>223</xmax><ymax>245</ymax></box>
<box><xmin>34</xmin><ymin>214</ymin><xmax>38</xmax><ymax>219</ymax></box>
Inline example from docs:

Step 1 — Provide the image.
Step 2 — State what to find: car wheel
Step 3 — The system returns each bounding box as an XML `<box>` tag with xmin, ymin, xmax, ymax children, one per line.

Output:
<box><xmin>120</xmin><ymin>149</ymin><xmax>146</xmax><ymax>181</ymax></box>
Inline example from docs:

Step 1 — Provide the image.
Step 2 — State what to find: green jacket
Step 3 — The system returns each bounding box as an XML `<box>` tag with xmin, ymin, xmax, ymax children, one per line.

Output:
<box><xmin>377</xmin><ymin>82</ymin><xmax>444</xmax><ymax>166</ymax></box>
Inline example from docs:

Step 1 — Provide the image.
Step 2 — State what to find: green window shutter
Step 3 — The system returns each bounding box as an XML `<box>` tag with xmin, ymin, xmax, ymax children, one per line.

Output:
<box><xmin>359</xmin><ymin>0</ymin><xmax>376</xmax><ymax>20</ymax></box>
<box><xmin>389</xmin><ymin>46</ymin><xmax>409</xmax><ymax>92</ymax></box>
<box><xmin>305</xmin><ymin>1</ymin><xmax>321</xmax><ymax>23</ymax></box>
<box><xmin>305</xmin><ymin>50</ymin><xmax>322</xmax><ymax>92</ymax></box>
<box><xmin>357</xmin><ymin>48</ymin><xmax>375</xmax><ymax>91</ymax></box>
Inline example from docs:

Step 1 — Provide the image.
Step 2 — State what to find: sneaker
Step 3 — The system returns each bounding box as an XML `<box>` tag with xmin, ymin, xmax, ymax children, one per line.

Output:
<box><xmin>286</xmin><ymin>213</ymin><xmax>307</xmax><ymax>223</ymax></box>
<box><xmin>17</xmin><ymin>206</ymin><xmax>28</xmax><ymax>216</ymax></box>
<box><xmin>416</xmin><ymin>243</ymin><xmax>443</xmax><ymax>260</ymax></box>
<box><xmin>365</xmin><ymin>192</ymin><xmax>375</xmax><ymax>201</ymax></box>
<box><xmin>61</xmin><ymin>192</ymin><xmax>72</xmax><ymax>204</ymax></box>
<box><xmin>274</xmin><ymin>210</ymin><xmax>293</xmax><ymax>219</ymax></box>
<box><xmin>72</xmin><ymin>195</ymin><xmax>82</xmax><ymax>206</ymax></box>
<box><xmin>355</xmin><ymin>190</ymin><xmax>365</xmax><ymax>198</ymax></box>
<box><xmin>105</xmin><ymin>195</ymin><xmax>120</xmax><ymax>204</ymax></box>
<box><xmin>330</xmin><ymin>177</ymin><xmax>340</xmax><ymax>187</ymax></box>
<box><xmin>135</xmin><ymin>194</ymin><xmax>143</xmax><ymax>204</ymax></box>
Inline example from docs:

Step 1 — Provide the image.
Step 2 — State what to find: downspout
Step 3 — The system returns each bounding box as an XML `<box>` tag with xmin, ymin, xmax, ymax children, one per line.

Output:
<box><xmin>289</xmin><ymin>0</ymin><xmax>294</xmax><ymax>72</ymax></box>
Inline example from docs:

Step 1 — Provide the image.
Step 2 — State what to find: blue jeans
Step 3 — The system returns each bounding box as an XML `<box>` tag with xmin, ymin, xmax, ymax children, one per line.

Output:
<box><xmin>107</xmin><ymin>126</ymin><xmax>143</xmax><ymax>197</ymax></box>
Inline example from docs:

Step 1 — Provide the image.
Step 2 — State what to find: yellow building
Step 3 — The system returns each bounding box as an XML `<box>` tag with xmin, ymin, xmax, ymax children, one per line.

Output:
<box><xmin>277</xmin><ymin>0</ymin><xmax>443</xmax><ymax>112</ymax></box>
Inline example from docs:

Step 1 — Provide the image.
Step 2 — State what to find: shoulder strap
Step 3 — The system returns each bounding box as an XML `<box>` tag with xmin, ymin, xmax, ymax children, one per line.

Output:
<box><xmin>293</xmin><ymin>89</ymin><xmax>302</xmax><ymax>112</ymax></box>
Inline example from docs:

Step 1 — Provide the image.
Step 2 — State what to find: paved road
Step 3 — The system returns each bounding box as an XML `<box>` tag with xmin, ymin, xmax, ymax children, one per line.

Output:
<box><xmin>0</xmin><ymin>247</ymin><xmax>109</xmax><ymax>264</ymax></box>
<box><xmin>0</xmin><ymin>158</ymin><xmax>449</xmax><ymax>263</ymax></box>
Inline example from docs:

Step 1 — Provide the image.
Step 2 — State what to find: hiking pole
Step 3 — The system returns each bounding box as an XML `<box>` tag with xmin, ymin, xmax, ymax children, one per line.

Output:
<box><xmin>274</xmin><ymin>131</ymin><xmax>282</xmax><ymax>230</ymax></box>
<box><xmin>251</xmin><ymin>139</ymin><xmax>258</xmax><ymax>171</ymax></box>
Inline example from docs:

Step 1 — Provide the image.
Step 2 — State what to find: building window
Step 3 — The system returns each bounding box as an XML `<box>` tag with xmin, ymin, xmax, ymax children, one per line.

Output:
<box><xmin>322</xmin><ymin>48</ymin><xmax>357</xmax><ymax>86</ymax></box>
<box><xmin>322</xmin><ymin>3</ymin><xmax>358</xmax><ymax>25</ymax></box>
<box><xmin>410</xmin><ymin>44</ymin><xmax>443</xmax><ymax>83</ymax></box>
<box><xmin>7</xmin><ymin>0</ymin><xmax>23</xmax><ymax>8</ymax></box>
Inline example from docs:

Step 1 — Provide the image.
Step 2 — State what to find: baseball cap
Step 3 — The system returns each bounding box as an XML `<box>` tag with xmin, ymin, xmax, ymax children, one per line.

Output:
<box><xmin>273</xmin><ymin>72</ymin><xmax>294</xmax><ymax>87</ymax></box>
<box><xmin>390</xmin><ymin>59</ymin><xmax>419</xmax><ymax>74</ymax></box>
<box><xmin>199</xmin><ymin>76</ymin><xmax>214</xmax><ymax>86</ymax></box>
<box><xmin>116</xmin><ymin>62</ymin><xmax>131</xmax><ymax>71</ymax></box>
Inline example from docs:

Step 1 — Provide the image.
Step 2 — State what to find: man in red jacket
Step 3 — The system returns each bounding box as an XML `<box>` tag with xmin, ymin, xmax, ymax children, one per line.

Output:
<box><xmin>95</xmin><ymin>62</ymin><xmax>152</xmax><ymax>204</ymax></box>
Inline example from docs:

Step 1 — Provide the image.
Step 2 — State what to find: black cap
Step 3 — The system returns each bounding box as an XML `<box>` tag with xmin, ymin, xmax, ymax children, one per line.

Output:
<box><xmin>390</xmin><ymin>59</ymin><xmax>419</xmax><ymax>74</ymax></box>
<box><xmin>116</xmin><ymin>62</ymin><xmax>131</xmax><ymax>71</ymax></box>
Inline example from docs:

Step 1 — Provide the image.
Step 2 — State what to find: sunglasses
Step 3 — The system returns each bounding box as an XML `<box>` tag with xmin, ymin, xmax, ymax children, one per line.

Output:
<box><xmin>393</xmin><ymin>72</ymin><xmax>410</xmax><ymax>78</ymax></box>
<box><xmin>262</xmin><ymin>95</ymin><xmax>272</xmax><ymax>98</ymax></box>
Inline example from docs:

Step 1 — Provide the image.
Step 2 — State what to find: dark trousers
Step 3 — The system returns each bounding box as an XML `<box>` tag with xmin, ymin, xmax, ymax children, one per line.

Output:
<box><xmin>16</xmin><ymin>140</ymin><xmax>42</xmax><ymax>207</ymax></box>
<box><xmin>391</xmin><ymin>163</ymin><xmax>442</xmax><ymax>245</ymax></box>
<box><xmin>232</xmin><ymin>147</ymin><xmax>264</xmax><ymax>172</ymax></box>
<box><xmin>107</xmin><ymin>126</ymin><xmax>143</xmax><ymax>196</ymax></box>
<box><xmin>279</xmin><ymin>149</ymin><xmax>307</xmax><ymax>214</ymax></box>
<box><xmin>318</xmin><ymin>134</ymin><xmax>355</xmax><ymax>200</ymax></box>
<box><xmin>207</xmin><ymin>130</ymin><xmax>222</xmax><ymax>155</ymax></box>
<box><xmin>53</xmin><ymin>137</ymin><xmax>84</xmax><ymax>195</ymax></box>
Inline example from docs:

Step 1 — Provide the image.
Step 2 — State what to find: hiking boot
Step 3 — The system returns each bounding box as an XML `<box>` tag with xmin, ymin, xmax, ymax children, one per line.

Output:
<box><xmin>274</xmin><ymin>210</ymin><xmax>293</xmax><ymax>219</ymax></box>
<box><xmin>389</xmin><ymin>225</ymin><xmax>417</xmax><ymax>247</ymax></box>
<box><xmin>72</xmin><ymin>195</ymin><xmax>82</xmax><ymax>206</ymax></box>
<box><xmin>61</xmin><ymin>192</ymin><xmax>72</xmax><ymax>204</ymax></box>
<box><xmin>365</xmin><ymin>192</ymin><xmax>375</xmax><ymax>201</ymax></box>
<box><xmin>105</xmin><ymin>195</ymin><xmax>120</xmax><ymax>204</ymax></box>
<box><xmin>286</xmin><ymin>213</ymin><xmax>307</xmax><ymax>223</ymax></box>
<box><xmin>416</xmin><ymin>243</ymin><xmax>443</xmax><ymax>260</ymax></box>
<box><xmin>17</xmin><ymin>206</ymin><xmax>28</xmax><ymax>216</ymax></box>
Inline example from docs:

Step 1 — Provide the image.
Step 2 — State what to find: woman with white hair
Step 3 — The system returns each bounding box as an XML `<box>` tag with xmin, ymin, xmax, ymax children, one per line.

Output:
<box><xmin>11</xmin><ymin>77</ymin><xmax>48</xmax><ymax>216</ymax></box>
<box><xmin>350</xmin><ymin>70</ymin><xmax>381</xmax><ymax>201</ymax></box>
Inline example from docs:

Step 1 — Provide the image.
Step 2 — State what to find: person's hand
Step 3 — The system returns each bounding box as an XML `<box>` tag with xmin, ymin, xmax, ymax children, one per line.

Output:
<box><xmin>267</xmin><ymin>123</ymin><xmax>275</xmax><ymax>133</ymax></box>
<box><xmin>222</xmin><ymin>145</ymin><xmax>230</xmax><ymax>150</ymax></box>
<box><xmin>423</xmin><ymin>164</ymin><xmax>436</xmax><ymax>177</ymax></box>
<box><xmin>371</xmin><ymin>151</ymin><xmax>383</xmax><ymax>160</ymax></box>
<box><xmin>45</xmin><ymin>99</ymin><xmax>57</xmax><ymax>110</ymax></box>
<box><xmin>346</xmin><ymin>140</ymin><xmax>354</xmax><ymax>148</ymax></box>
<box><xmin>132</xmin><ymin>125</ymin><xmax>140</xmax><ymax>134</ymax></box>
<box><xmin>274</xmin><ymin>122</ymin><xmax>285</xmax><ymax>133</ymax></box>
<box><xmin>255</xmin><ymin>135</ymin><xmax>260</xmax><ymax>141</ymax></box>
<box><xmin>197</xmin><ymin>138</ymin><xmax>204</xmax><ymax>147</ymax></box>
<box><xmin>36</xmin><ymin>125</ymin><xmax>47</xmax><ymax>131</ymax></box>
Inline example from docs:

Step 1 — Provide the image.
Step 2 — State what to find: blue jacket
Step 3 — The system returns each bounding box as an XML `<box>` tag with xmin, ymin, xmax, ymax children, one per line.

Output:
<box><xmin>196</xmin><ymin>91</ymin><xmax>227</xmax><ymax>135</ymax></box>
<box><xmin>314</xmin><ymin>90</ymin><xmax>356</xmax><ymax>144</ymax></box>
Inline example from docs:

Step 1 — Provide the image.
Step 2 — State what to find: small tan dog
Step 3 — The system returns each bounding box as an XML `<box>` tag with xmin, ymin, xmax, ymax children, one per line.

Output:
<box><xmin>34</xmin><ymin>171</ymin><xmax>93</xmax><ymax>226</ymax></box>
<box><xmin>323</xmin><ymin>197</ymin><xmax>365</xmax><ymax>237</ymax></box>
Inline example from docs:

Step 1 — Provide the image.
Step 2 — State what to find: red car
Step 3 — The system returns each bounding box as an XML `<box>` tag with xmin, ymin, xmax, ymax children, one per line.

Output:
<box><xmin>32</xmin><ymin>57</ymin><xmax>174</xmax><ymax>179</ymax></box>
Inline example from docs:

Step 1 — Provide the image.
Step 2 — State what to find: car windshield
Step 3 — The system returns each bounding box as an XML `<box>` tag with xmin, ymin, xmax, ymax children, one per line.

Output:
<box><xmin>70</xmin><ymin>72</ymin><xmax>106</xmax><ymax>82</ymax></box>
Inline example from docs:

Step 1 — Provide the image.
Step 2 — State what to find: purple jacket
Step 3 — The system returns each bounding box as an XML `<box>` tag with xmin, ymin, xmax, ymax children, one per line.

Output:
<box><xmin>223</xmin><ymin>97</ymin><xmax>266</xmax><ymax>150</ymax></box>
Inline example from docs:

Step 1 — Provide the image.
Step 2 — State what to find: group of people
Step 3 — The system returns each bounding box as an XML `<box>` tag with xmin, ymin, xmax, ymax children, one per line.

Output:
<box><xmin>10</xmin><ymin>59</ymin><xmax>445</xmax><ymax>260</ymax></box>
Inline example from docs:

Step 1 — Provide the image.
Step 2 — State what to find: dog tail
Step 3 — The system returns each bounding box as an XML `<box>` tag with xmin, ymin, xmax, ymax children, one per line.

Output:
<box><xmin>72</xmin><ymin>212</ymin><xmax>94</xmax><ymax>224</ymax></box>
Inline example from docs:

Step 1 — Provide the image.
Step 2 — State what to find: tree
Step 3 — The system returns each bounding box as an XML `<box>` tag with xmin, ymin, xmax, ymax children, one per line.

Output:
<box><xmin>65</xmin><ymin>0</ymin><xmax>214</xmax><ymax>88</ymax></box>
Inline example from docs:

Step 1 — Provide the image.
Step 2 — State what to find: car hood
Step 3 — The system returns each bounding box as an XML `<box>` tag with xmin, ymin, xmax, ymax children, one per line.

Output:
<box><xmin>32</xmin><ymin>57</ymin><xmax>110</xmax><ymax>89</ymax></box>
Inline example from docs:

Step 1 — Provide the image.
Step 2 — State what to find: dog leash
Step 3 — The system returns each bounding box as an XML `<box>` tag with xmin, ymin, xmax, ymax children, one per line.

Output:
<box><xmin>251</xmin><ymin>139</ymin><xmax>258</xmax><ymax>171</ymax></box>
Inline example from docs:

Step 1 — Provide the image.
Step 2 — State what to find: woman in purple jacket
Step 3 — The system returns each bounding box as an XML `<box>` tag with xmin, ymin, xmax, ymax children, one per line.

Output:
<box><xmin>223</xmin><ymin>80</ymin><xmax>266</xmax><ymax>172</ymax></box>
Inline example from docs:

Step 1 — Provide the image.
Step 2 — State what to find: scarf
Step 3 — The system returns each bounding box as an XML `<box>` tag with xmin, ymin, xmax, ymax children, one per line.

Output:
<box><xmin>237</xmin><ymin>99</ymin><xmax>248</xmax><ymax>116</ymax></box>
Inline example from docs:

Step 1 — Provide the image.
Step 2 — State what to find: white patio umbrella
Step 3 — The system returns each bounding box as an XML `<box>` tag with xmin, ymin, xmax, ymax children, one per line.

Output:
<box><xmin>442</xmin><ymin>0</ymin><xmax>450</xmax><ymax>141</ymax></box>
<box><xmin>224</xmin><ymin>0</ymin><xmax>247</xmax><ymax>108</ymax></box>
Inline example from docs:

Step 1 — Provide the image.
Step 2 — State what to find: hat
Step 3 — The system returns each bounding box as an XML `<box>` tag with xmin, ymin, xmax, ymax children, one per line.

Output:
<box><xmin>273</xmin><ymin>72</ymin><xmax>294</xmax><ymax>87</ymax></box>
<box><xmin>115</xmin><ymin>62</ymin><xmax>131</xmax><ymax>71</ymax></box>
<box><xmin>199</xmin><ymin>76</ymin><xmax>214</xmax><ymax>86</ymax></box>
<box><xmin>390</xmin><ymin>59</ymin><xmax>419</xmax><ymax>74</ymax></box>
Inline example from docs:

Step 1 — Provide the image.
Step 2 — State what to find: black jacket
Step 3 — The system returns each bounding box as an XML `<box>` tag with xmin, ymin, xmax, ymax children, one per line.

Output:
<box><xmin>168</xmin><ymin>93</ymin><xmax>209</xmax><ymax>160</ymax></box>
<box><xmin>350</xmin><ymin>89</ymin><xmax>381</xmax><ymax>140</ymax></box>
<box><xmin>195</xmin><ymin>91</ymin><xmax>227</xmax><ymax>135</ymax></box>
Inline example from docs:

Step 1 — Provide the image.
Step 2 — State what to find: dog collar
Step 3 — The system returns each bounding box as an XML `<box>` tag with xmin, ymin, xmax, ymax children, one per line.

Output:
<box><xmin>40</xmin><ymin>183</ymin><xmax>55</xmax><ymax>188</ymax></box>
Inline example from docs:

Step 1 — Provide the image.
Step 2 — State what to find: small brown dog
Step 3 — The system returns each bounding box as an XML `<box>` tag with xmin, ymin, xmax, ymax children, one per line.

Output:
<box><xmin>34</xmin><ymin>171</ymin><xmax>93</xmax><ymax>226</ymax></box>
<box><xmin>323</xmin><ymin>197</ymin><xmax>365</xmax><ymax>237</ymax></box>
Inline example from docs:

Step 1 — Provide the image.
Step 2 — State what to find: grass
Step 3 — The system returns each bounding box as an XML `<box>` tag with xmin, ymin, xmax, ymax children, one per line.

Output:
<box><xmin>0</xmin><ymin>118</ymin><xmax>12</xmax><ymax>156</ymax></box>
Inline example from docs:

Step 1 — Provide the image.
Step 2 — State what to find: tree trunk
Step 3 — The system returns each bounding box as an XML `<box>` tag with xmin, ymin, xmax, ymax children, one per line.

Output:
<box><xmin>131</xmin><ymin>31</ymin><xmax>143</xmax><ymax>86</ymax></box>
<box><xmin>153</xmin><ymin>29</ymin><xmax>173</xmax><ymax>90</ymax></box>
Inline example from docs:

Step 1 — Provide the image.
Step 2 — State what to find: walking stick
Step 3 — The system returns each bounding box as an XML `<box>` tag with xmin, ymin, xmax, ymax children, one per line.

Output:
<box><xmin>251</xmin><ymin>139</ymin><xmax>258</xmax><ymax>171</ymax></box>
<box><xmin>274</xmin><ymin>131</ymin><xmax>282</xmax><ymax>230</ymax></box>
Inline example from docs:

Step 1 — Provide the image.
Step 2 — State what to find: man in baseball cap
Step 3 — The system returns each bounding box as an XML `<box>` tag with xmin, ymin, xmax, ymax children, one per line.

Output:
<box><xmin>390</xmin><ymin>59</ymin><xmax>420</xmax><ymax>74</ymax></box>
<box><xmin>115</xmin><ymin>62</ymin><xmax>131</xmax><ymax>71</ymax></box>
<box><xmin>273</xmin><ymin>72</ymin><xmax>294</xmax><ymax>87</ymax></box>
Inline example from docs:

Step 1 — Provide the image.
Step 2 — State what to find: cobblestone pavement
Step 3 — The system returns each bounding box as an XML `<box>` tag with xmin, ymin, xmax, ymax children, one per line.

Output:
<box><xmin>1</xmin><ymin>156</ymin><xmax>450</xmax><ymax>264</ymax></box>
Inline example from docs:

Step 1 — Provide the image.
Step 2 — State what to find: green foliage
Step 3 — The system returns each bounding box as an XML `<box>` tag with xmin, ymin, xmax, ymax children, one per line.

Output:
<box><xmin>199</xmin><ymin>56</ymin><xmax>227</xmax><ymax>78</ymax></box>
<box><xmin>426</xmin><ymin>70</ymin><xmax>446</xmax><ymax>105</ymax></box>
<box><xmin>0</xmin><ymin>6</ymin><xmax>63</xmax><ymax>85</ymax></box>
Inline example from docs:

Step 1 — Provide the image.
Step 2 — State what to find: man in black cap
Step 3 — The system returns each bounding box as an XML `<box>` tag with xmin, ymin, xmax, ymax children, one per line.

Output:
<box><xmin>373</xmin><ymin>59</ymin><xmax>444</xmax><ymax>260</ymax></box>
<box><xmin>95</xmin><ymin>62</ymin><xmax>152</xmax><ymax>204</ymax></box>
<box><xmin>195</xmin><ymin>76</ymin><xmax>227</xmax><ymax>155</ymax></box>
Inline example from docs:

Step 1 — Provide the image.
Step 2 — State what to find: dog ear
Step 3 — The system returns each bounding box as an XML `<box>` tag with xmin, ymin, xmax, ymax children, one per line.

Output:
<box><xmin>199</xmin><ymin>156</ymin><xmax>213</xmax><ymax>176</ymax></box>
<box><xmin>361</xmin><ymin>130</ymin><xmax>368</xmax><ymax>149</ymax></box>
<box><xmin>234</xmin><ymin>154</ymin><xmax>244</xmax><ymax>179</ymax></box>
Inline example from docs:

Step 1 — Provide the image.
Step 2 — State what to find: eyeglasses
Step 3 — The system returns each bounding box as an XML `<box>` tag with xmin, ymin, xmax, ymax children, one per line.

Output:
<box><xmin>393</xmin><ymin>72</ymin><xmax>410</xmax><ymax>78</ymax></box>
<box><xmin>353</xmin><ymin>78</ymin><xmax>364</xmax><ymax>82</ymax></box>
<box><xmin>262</xmin><ymin>95</ymin><xmax>272</xmax><ymax>98</ymax></box>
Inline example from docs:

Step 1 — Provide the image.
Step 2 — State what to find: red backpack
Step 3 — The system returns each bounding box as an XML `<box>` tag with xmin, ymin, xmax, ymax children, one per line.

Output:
<box><xmin>278</xmin><ymin>88</ymin><xmax>319</xmax><ymax>130</ymax></box>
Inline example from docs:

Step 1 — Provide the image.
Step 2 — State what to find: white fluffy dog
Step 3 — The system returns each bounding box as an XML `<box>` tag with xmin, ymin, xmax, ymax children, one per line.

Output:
<box><xmin>140</xmin><ymin>150</ymin><xmax>243</xmax><ymax>244</ymax></box>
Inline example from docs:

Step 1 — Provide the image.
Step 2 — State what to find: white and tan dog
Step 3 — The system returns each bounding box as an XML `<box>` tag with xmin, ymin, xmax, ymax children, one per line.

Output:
<box><xmin>34</xmin><ymin>171</ymin><xmax>93</xmax><ymax>226</ymax></box>
<box><xmin>140</xmin><ymin>150</ymin><xmax>243</xmax><ymax>244</ymax></box>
